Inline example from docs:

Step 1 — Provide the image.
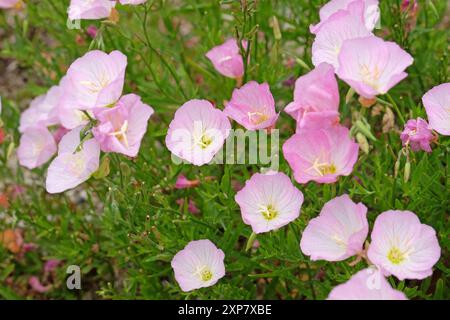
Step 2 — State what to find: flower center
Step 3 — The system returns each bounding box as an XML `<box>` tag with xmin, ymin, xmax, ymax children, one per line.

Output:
<box><xmin>258</xmin><ymin>204</ymin><xmax>278</xmax><ymax>221</ymax></box>
<box><xmin>200</xmin><ymin>269</ymin><xmax>213</xmax><ymax>282</ymax></box>
<box><xmin>196</xmin><ymin>133</ymin><xmax>213</xmax><ymax>149</ymax></box>
<box><xmin>387</xmin><ymin>247</ymin><xmax>405</xmax><ymax>265</ymax></box>
<box><xmin>360</xmin><ymin>64</ymin><xmax>382</xmax><ymax>91</ymax></box>
<box><xmin>109</xmin><ymin>120</ymin><xmax>129</xmax><ymax>148</ymax></box>
<box><xmin>307</xmin><ymin>158</ymin><xmax>337</xmax><ymax>176</ymax></box>
<box><xmin>247</xmin><ymin>111</ymin><xmax>268</xmax><ymax>125</ymax></box>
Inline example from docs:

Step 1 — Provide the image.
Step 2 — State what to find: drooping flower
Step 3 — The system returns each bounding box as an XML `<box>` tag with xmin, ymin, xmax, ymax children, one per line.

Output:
<box><xmin>310</xmin><ymin>0</ymin><xmax>380</xmax><ymax>34</ymax></box>
<box><xmin>68</xmin><ymin>0</ymin><xmax>116</xmax><ymax>20</ymax></box>
<box><xmin>171</xmin><ymin>239</ymin><xmax>225</xmax><ymax>292</ymax></box>
<box><xmin>312</xmin><ymin>1</ymin><xmax>372</xmax><ymax>69</ymax></box>
<box><xmin>337</xmin><ymin>36</ymin><xmax>414</xmax><ymax>98</ymax></box>
<box><xmin>284</xmin><ymin>63</ymin><xmax>340</xmax><ymax>130</ymax></box>
<box><xmin>60</xmin><ymin>50</ymin><xmax>127</xmax><ymax>117</ymax></box>
<box><xmin>92</xmin><ymin>94</ymin><xmax>154</xmax><ymax>157</ymax></box>
<box><xmin>422</xmin><ymin>83</ymin><xmax>450</xmax><ymax>136</ymax></box>
<box><xmin>46</xmin><ymin>126</ymin><xmax>100</xmax><ymax>194</ymax></box>
<box><xmin>367</xmin><ymin>210</ymin><xmax>441</xmax><ymax>280</ymax></box>
<box><xmin>29</xmin><ymin>276</ymin><xmax>51</xmax><ymax>293</ymax></box>
<box><xmin>400</xmin><ymin>118</ymin><xmax>434</xmax><ymax>152</ymax></box>
<box><xmin>283</xmin><ymin>126</ymin><xmax>359</xmax><ymax>184</ymax></box>
<box><xmin>205</xmin><ymin>39</ymin><xmax>246</xmax><ymax>79</ymax></box>
<box><xmin>300</xmin><ymin>194</ymin><xmax>368</xmax><ymax>261</ymax></box>
<box><xmin>175</xmin><ymin>174</ymin><xmax>200</xmax><ymax>189</ymax></box>
<box><xmin>327</xmin><ymin>267</ymin><xmax>408</xmax><ymax>300</ymax></box>
<box><xmin>0</xmin><ymin>0</ymin><xmax>22</xmax><ymax>9</ymax></box>
<box><xmin>86</xmin><ymin>25</ymin><xmax>98</xmax><ymax>38</ymax></box>
<box><xmin>44</xmin><ymin>259</ymin><xmax>61</xmax><ymax>273</ymax></box>
<box><xmin>17</xmin><ymin>127</ymin><xmax>57</xmax><ymax>170</ymax></box>
<box><xmin>224</xmin><ymin>81</ymin><xmax>278</xmax><ymax>130</ymax></box>
<box><xmin>235</xmin><ymin>172</ymin><xmax>304</xmax><ymax>234</ymax></box>
<box><xmin>176</xmin><ymin>198</ymin><xmax>200</xmax><ymax>215</ymax></box>
<box><xmin>165</xmin><ymin>99</ymin><xmax>231</xmax><ymax>166</ymax></box>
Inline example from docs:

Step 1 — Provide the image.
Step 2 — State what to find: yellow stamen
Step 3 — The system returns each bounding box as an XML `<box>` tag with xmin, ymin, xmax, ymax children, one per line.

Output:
<box><xmin>109</xmin><ymin>120</ymin><xmax>129</xmax><ymax>148</ymax></box>
<box><xmin>387</xmin><ymin>247</ymin><xmax>405</xmax><ymax>265</ymax></box>
<box><xmin>258</xmin><ymin>204</ymin><xmax>278</xmax><ymax>221</ymax></box>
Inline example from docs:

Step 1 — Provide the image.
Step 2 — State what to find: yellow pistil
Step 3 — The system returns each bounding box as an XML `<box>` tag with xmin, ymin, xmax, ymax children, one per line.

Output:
<box><xmin>200</xmin><ymin>269</ymin><xmax>213</xmax><ymax>282</ymax></box>
<box><xmin>196</xmin><ymin>133</ymin><xmax>213</xmax><ymax>149</ymax></box>
<box><xmin>247</xmin><ymin>111</ymin><xmax>269</xmax><ymax>125</ymax></box>
<box><xmin>387</xmin><ymin>247</ymin><xmax>405</xmax><ymax>265</ymax></box>
<box><xmin>109</xmin><ymin>120</ymin><xmax>129</xmax><ymax>148</ymax></box>
<box><xmin>360</xmin><ymin>64</ymin><xmax>382</xmax><ymax>91</ymax></box>
<box><xmin>307</xmin><ymin>158</ymin><xmax>337</xmax><ymax>176</ymax></box>
<box><xmin>258</xmin><ymin>204</ymin><xmax>278</xmax><ymax>221</ymax></box>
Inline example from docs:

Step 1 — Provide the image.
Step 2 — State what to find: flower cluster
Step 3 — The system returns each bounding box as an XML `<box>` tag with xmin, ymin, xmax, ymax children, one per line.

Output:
<box><xmin>17</xmin><ymin>50</ymin><xmax>154</xmax><ymax>193</ymax></box>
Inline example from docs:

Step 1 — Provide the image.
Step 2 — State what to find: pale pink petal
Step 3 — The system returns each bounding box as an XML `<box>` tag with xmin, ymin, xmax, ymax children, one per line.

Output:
<box><xmin>205</xmin><ymin>39</ymin><xmax>246</xmax><ymax>79</ymax></box>
<box><xmin>423</xmin><ymin>83</ymin><xmax>450</xmax><ymax>136</ymax></box>
<box><xmin>68</xmin><ymin>0</ymin><xmax>116</xmax><ymax>20</ymax></box>
<box><xmin>17</xmin><ymin>127</ymin><xmax>57</xmax><ymax>169</ymax></box>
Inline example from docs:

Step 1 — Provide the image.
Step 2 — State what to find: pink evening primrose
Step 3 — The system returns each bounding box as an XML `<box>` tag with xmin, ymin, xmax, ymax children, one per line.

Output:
<box><xmin>17</xmin><ymin>127</ymin><xmax>57</xmax><ymax>170</ymax></box>
<box><xmin>283</xmin><ymin>125</ymin><xmax>359</xmax><ymax>184</ymax></box>
<box><xmin>92</xmin><ymin>94</ymin><xmax>154</xmax><ymax>157</ymax></box>
<box><xmin>171</xmin><ymin>239</ymin><xmax>225</xmax><ymax>292</ymax></box>
<box><xmin>422</xmin><ymin>83</ymin><xmax>450</xmax><ymax>136</ymax></box>
<box><xmin>327</xmin><ymin>267</ymin><xmax>408</xmax><ymax>300</ymax></box>
<box><xmin>235</xmin><ymin>172</ymin><xmax>304</xmax><ymax>234</ymax></box>
<box><xmin>59</xmin><ymin>50</ymin><xmax>127</xmax><ymax>125</ymax></box>
<box><xmin>284</xmin><ymin>63</ymin><xmax>340</xmax><ymax>130</ymax></box>
<box><xmin>0</xmin><ymin>0</ymin><xmax>21</xmax><ymax>9</ymax></box>
<box><xmin>165</xmin><ymin>99</ymin><xmax>231</xmax><ymax>166</ymax></box>
<box><xmin>310</xmin><ymin>0</ymin><xmax>380</xmax><ymax>34</ymax></box>
<box><xmin>68</xmin><ymin>0</ymin><xmax>116</xmax><ymax>20</ymax></box>
<box><xmin>400</xmin><ymin>118</ymin><xmax>434</xmax><ymax>152</ymax></box>
<box><xmin>175</xmin><ymin>174</ymin><xmax>200</xmax><ymax>189</ymax></box>
<box><xmin>337</xmin><ymin>36</ymin><xmax>414</xmax><ymax>99</ymax></box>
<box><xmin>205</xmin><ymin>39</ymin><xmax>246</xmax><ymax>79</ymax></box>
<box><xmin>311</xmin><ymin>1</ymin><xmax>372</xmax><ymax>69</ymax></box>
<box><xmin>46</xmin><ymin>126</ymin><xmax>100</xmax><ymax>194</ymax></box>
<box><xmin>300</xmin><ymin>194</ymin><xmax>368</xmax><ymax>261</ymax></box>
<box><xmin>367</xmin><ymin>210</ymin><xmax>441</xmax><ymax>281</ymax></box>
<box><xmin>224</xmin><ymin>81</ymin><xmax>278</xmax><ymax>130</ymax></box>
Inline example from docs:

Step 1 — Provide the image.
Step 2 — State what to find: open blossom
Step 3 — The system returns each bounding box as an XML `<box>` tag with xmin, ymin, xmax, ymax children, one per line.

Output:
<box><xmin>205</xmin><ymin>39</ymin><xmax>246</xmax><ymax>79</ymax></box>
<box><xmin>310</xmin><ymin>0</ymin><xmax>379</xmax><ymax>34</ymax></box>
<box><xmin>337</xmin><ymin>36</ymin><xmax>414</xmax><ymax>98</ymax></box>
<box><xmin>312</xmin><ymin>1</ymin><xmax>372</xmax><ymax>69</ymax></box>
<box><xmin>400</xmin><ymin>118</ymin><xmax>434</xmax><ymax>152</ymax></box>
<box><xmin>224</xmin><ymin>81</ymin><xmax>278</xmax><ymax>130</ymax></box>
<box><xmin>59</xmin><ymin>50</ymin><xmax>127</xmax><ymax>123</ymax></box>
<box><xmin>68</xmin><ymin>0</ymin><xmax>116</xmax><ymax>20</ymax></box>
<box><xmin>17</xmin><ymin>127</ymin><xmax>57</xmax><ymax>170</ymax></box>
<box><xmin>175</xmin><ymin>175</ymin><xmax>200</xmax><ymax>189</ymax></box>
<box><xmin>283</xmin><ymin>126</ymin><xmax>359</xmax><ymax>184</ymax></box>
<box><xmin>171</xmin><ymin>239</ymin><xmax>225</xmax><ymax>292</ymax></box>
<box><xmin>300</xmin><ymin>194</ymin><xmax>368</xmax><ymax>261</ymax></box>
<box><xmin>46</xmin><ymin>126</ymin><xmax>100</xmax><ymax>194</ymax></box>
<box><xmin>165</xmin><ymin>99</ymin><xmax>231</xmax><ymax>166</ymax></box>
<box><xmin>327</xmin><ymin>267</ymin><xmax>407</xmax><ymax>300</ymax></box>
<box><xmin>235</xmin><ymin>172</ymin><xmax>304</xmax><ymax>234</ymax></box>
<box><xmin>423</xmin><ymin>83</ymin><xmax>450</xmax><ymax>136</ymax></box>
<box><xmin>0</xmin><ymin>0</ymin><xmax>22</xmax><ymax>9</ymax></box>
<box><xmin>367</xmin><ymin>210</ymin><xmax>441</xmax><ymax>280</ymax></box>
<box><xmin>92</xmin><ymin>94</ymin><xmax>154</xmax><ymax>157</ymax></box>
<box><xmin>284</xmin><ymin>63</ymin><xmax>340</xmax><ymax>130</ymax></box>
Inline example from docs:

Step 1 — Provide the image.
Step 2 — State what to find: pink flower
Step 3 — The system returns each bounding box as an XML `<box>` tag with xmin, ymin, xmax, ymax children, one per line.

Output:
<box><xmin>68</xmin><ymin>0</ymin><xmax>116</xmax><ymax>20</ymax></box>
<box><xmin>0</xmin><ymin>0</ymin><xmax>21</xmax><ymax>9</ymax></box>
<box><xmin>224</xmin><ymin>81</ymin><xmax>278</xmax><ymax>130</ymax></box>
<box><xmin>119</xmin><ymin>0</ymin><xmax>147</xmax><ymax>4</ymax></box>
<box><xmin>86</xmin><ymin>25</ymin><xmax>98</xmax><ymax>38</ymax></box>
<box><xmin>46</xmin><ymin>126</ymin><xmax>100</xmax><ymax>194</ymax></box>
<box><xmin>59</xmin><ymin>50</ymin><xmax>127</xmax><ymax>124</ymax></box>
<box><xmin>327</xmin><ymin>267</ymin><xmax>408</xmax><ymax>300</ymax></box>
<box><xmin>423</xmin><ymin>83</ymin><xmax>450</xmax><ymax>136</ymax></box>
<box><xmin>165</xmin><ymin>99</ymin><xmax>231</xmax><ymax>166</ymax></box>
<box><xmin>367</xmin><ymin>210</ymin><xmax>441</xmax><ymax>280</ymax></box>
<box><xmin>29</xmin><ymin>276</ymin><xmax>51</xmax><ymax>293</ymax></box>
<box><xmin>53</xmin><ymin>126</ymin><xmax>70</xmax><ymax>144</ymax></box>
<box><xmin>44</xmin><ymin>259</ymin><xmax>61</xmax><ymax>273</ymax></box>
<box><xmin>337</xmin><ymin>36</ymin><xmax>414</xmax><ymax>98</ymax></box>
<box><xmin>17</xmin><ymin>127</ymin><xmax>57</xmax><ymax>169</ymax></box>
<box><xmin>235</xmin><ymin>172</ymin><xmax>304</xmax><ymax>234</ymax></box>
<box><xmin>312</xmin><ymin>1</ymin><xmax>372</xmax><ymax>69</ymax></box>
<box><xmin>300</xmin><ymin>194</ymin><xmax>368</xmax><ymax>261</ymax></box>
<box><xmin>92</xmin><ymin>94</ymin><xmax>154</xmax><ymax>157</ymax></box>
<box><xmin>171</xmin><ymin>239</ymin><xmax>225</xmax><ymax>292</ymax></box>
<box><xmin>175</xmin><ymin>174</ymin><xmax>200</xmax><ymax>189</ymax></box>
<box><xmin>400</xmin><ymin>118</ymin><xmax>434</xmax><ymax>152</ymax></box>
<box><xmin>284</xmin><ymin>63</ymin><xmax>340</xmax><ymax>130</ymax></box>
<box><xmin>311</xmin><ymin>0</ymin><xmax>380</xmax><ymax>34</ymax></box>
<box><xmin>283</xmin><ymin>126</ymin><xmax>359</xmax><ymax>184</ymax></box>
<box><xmin>205</xmin><ymin>39</ymin><xmax>246</xmax><ymax>79</ymax></box>
<box><xmin>176</xmin><ymin>198</ymin><xmax>200</xmax><ymax>215</ymax></box>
